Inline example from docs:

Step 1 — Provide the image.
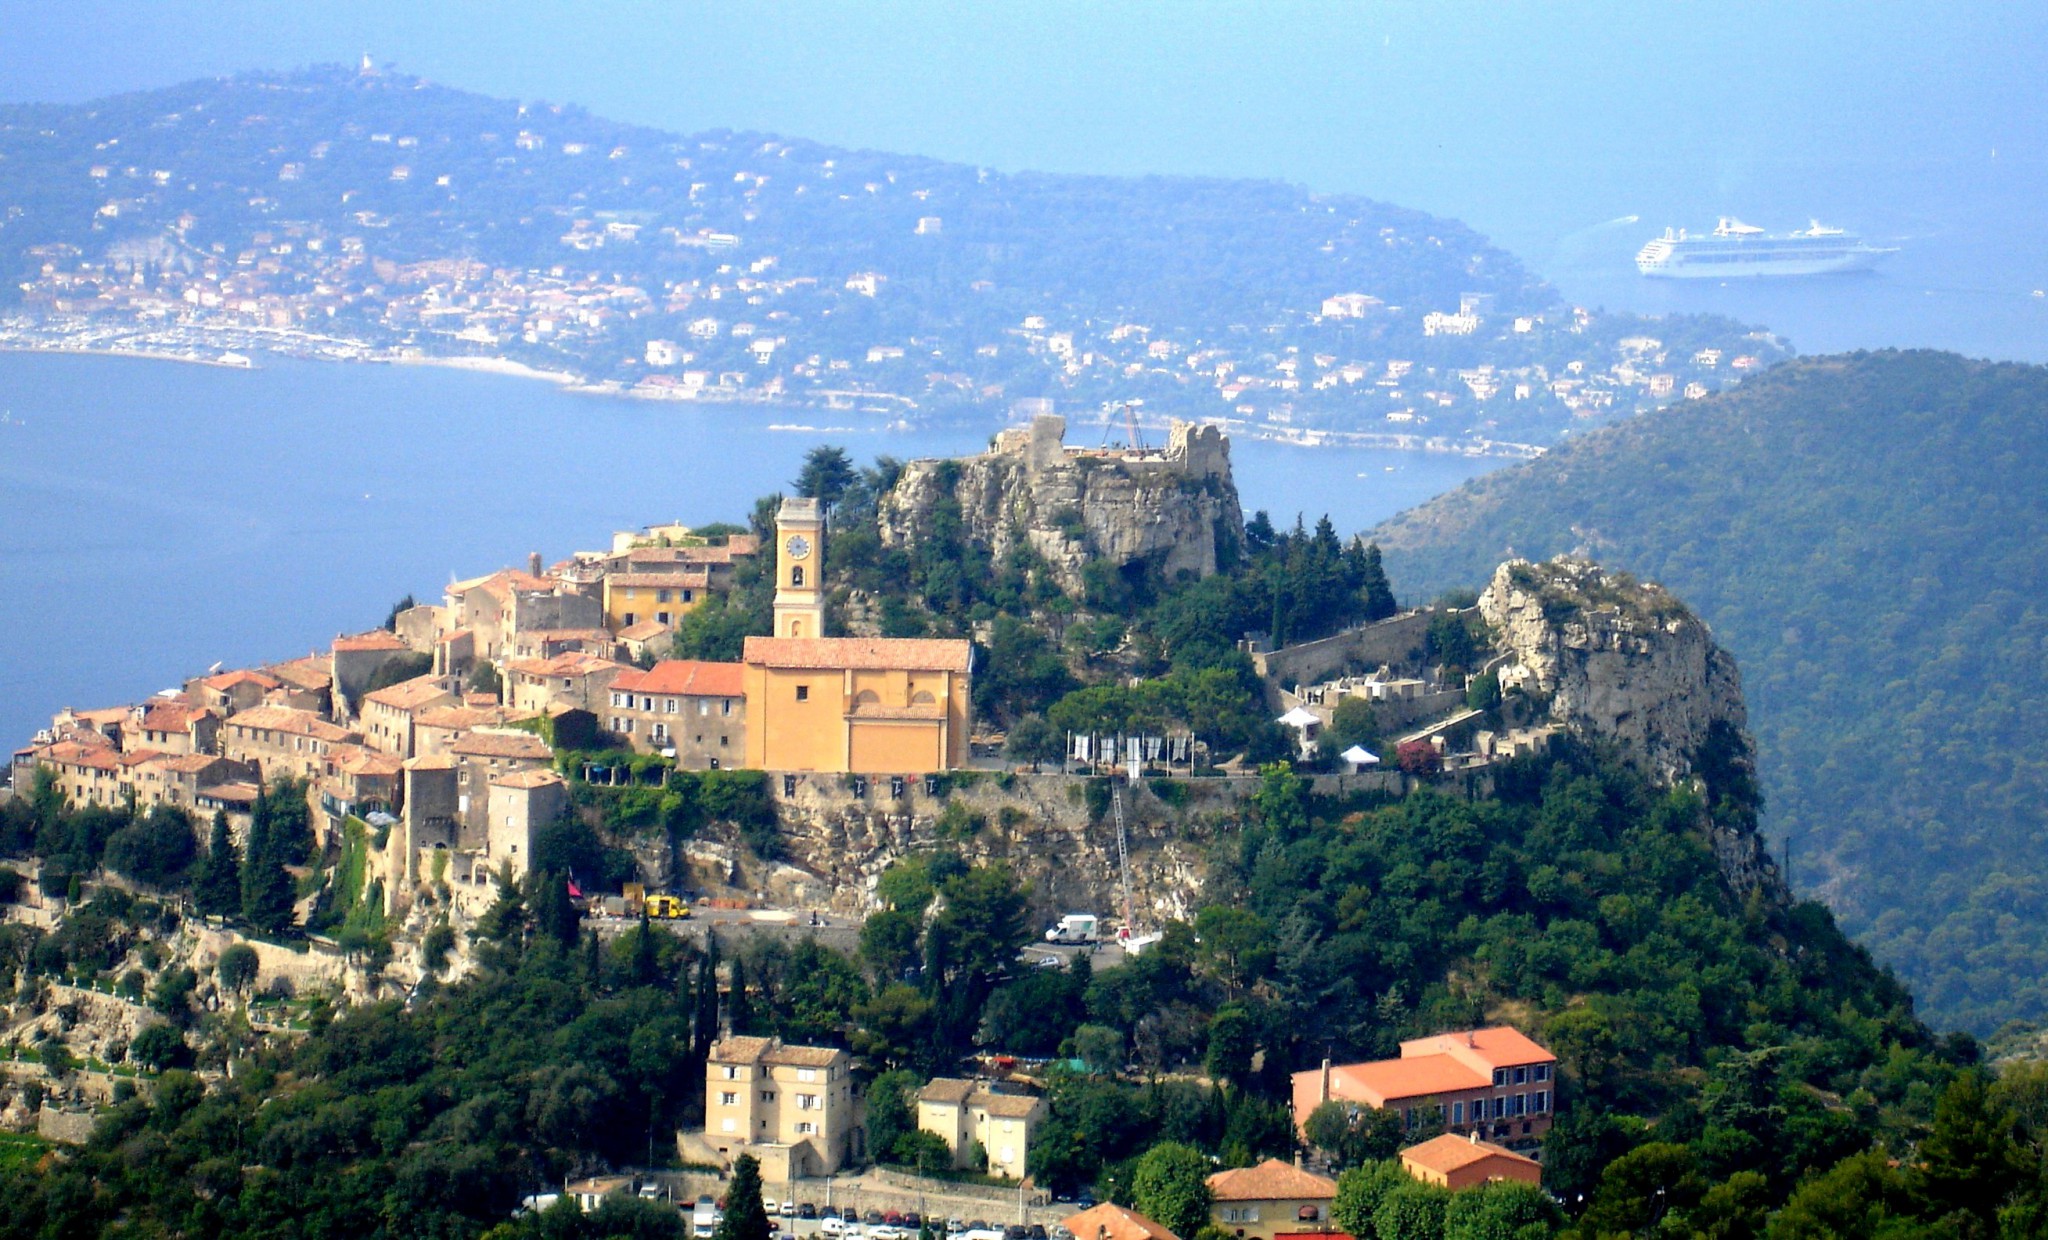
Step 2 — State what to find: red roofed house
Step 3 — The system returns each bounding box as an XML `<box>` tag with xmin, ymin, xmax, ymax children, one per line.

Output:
<box><xmin>1206</xmin><ymin>1159</ymin><xmax>1339</xmax><ymax>1240</ymax></box>
<box><xmin>359</xmin><ymin>675</ymin><xmax>458</xmax><ymax>758</ymax></box>
<box><xmin>1063</xmin><ymin>1203</ymin><xmax>1180</xmax><ymax>1240</ymax></box>
<box><xmin>1293</xmin><ymin>1027</ymin><xmax>1557</xmax><ymax>1153</ymax></box>
<box><xmin>504</xmin><ymin>651</ymin><xmax>629</xmax><ymax>715</ymax></box>
<box><xmin>1399</xmin><ymin>1132</ymin><xmax>1543</xmax><ymax>1191</ymax></box>
<box><xmin>606</xmin><ymin>660</ymin><xmax>746</xmax><ymax>766</ymax></box>
<box><xmin>128</xmin><ymin>699</ymin><xmax>222</xmax><ymax>756</ymax></box>
<box><xmin>184</xmin><ymin>668</ymin><xmax>284</xmax><ymax>716</ymax></box>
<box><xmin>740</xmin><ymin>498</ymin><xmax>972</xmax><ymax>773</ymax></box>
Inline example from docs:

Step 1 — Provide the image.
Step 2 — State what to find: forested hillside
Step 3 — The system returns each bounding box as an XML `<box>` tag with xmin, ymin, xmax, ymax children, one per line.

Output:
<box><xmin>1370</xmin><ymin>350</ymin><xmax>2048</xmax><ymax>1035</ymax></box>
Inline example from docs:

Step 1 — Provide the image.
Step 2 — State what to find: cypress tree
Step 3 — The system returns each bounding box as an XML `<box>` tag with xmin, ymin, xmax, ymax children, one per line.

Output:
<box><xmin>714</xmin><ymin>1153</ymin><xmax>772</xmax><ymax>1240</ymax></box>
<box><xmin>194</xmin><ymin>811</ymin><xmax>242</xmax><ymax>919</ymax></box>
<box><xmin>692</xmin><ymin>939</ymin><xmax>721</xmax><ymax>1055</ymax></box>
<box><xmin>240</xmin><ymin>787</ymin><xmax>298</xmax><ymax>935</ymax></box>
<box><xmin>632</xmin><ymin>908</ymin><xmax>659</xmax><ymax>987</ymax></box>
<box><xmin>727</xmin><ymin>956</ymin><xmax>754</xmax><ymax>1036</ymax></box>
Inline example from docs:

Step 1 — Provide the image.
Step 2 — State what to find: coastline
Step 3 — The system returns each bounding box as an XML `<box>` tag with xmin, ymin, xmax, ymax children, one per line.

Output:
<box><xmin>0</xmin><ymin>336</ymin><xmax>1545</xmax><ymax>460</ymax></box>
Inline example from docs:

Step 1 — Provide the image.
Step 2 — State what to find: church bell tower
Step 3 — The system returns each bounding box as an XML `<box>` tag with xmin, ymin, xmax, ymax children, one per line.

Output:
<box><xmin>772</xmin><ymin>497</ymin><xmax>826</xmax><ymax>639</ymax></box>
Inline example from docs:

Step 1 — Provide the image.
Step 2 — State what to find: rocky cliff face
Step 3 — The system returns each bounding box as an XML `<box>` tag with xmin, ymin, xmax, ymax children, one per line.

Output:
<box><xmin>878</xmin><ymin>415</ymin><xmax>1244</xmax><ymax>595</ymax></box>
<box><xmin>1478</xmin><ymin>557</ymin><xmax>1747</xmax><ymax>784</ymax></box>
<box><xmin>1478</xmin><ymin>557</ymin><xmax>1780</xmax><ymax>897</ymax></box>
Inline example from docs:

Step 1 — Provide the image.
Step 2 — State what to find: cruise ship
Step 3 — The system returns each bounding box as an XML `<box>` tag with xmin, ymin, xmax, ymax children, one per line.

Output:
<box><xmin>1636</xmin><ymin>218</ymin><xmax>1895</xmax><ymax>278</ymax></box>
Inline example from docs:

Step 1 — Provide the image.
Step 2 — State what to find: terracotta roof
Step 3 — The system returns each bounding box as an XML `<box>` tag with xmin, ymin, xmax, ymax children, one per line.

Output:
<box><xmin>202</xmin><ymin>668</ymin><xmax>282</xmax><ymax>691</ymax></box>
<box><xmin>613</xmin><ymin>660</ymin><xmax>746</xmax><ymax>698</ymax></box>
<box><xmin>224</xmin><ymin>707</ymin><xmax>358</xmax><ymax>744</ymax></box>
<box><xmin>416</xmin><ymin>705</ymin><xmax>513</xmax><ymax>731</ymax></box>
<box><xmin>266</xmin><ymin>657</ymin><xmax>333</xmax><ymax>691</ymax></box>
<box><xmin>709</xmin><ymin>1035</ymin><xmax>776</xmax><ymax>1065</ymax></box>
<box><xmin>609</xmin><ymin>570</ymin><xmax>711</xmax><ymax>589</ymax></box>
<box><xmin>449</xmin><ymin>730</ymin><xmax>553</xmax><ymax>761</ymax></box>
<box><xmin>1062</xmin><ymin>1203</ymin><xmax>1179</xmax><ymax>1240</ymax></box>
<box><xmin>332</xmin><ymin>748</ymin><xmax>403</xmax><ymax>777</ymax></box>
<box><xmin>136</xmin><ymin>701</ymin><xmax>215</xmax><ymax>731</ymax></box>
<box><xmin>490</xmin><ymin>768</ymin><xmax>567</xmax><ymax>790</ymax></box>
<box><xmin>449</xmin><ymin>568</ymin><xmax>553</xmax><ymax>599</ymax></box>
<box><xmin>1207</xmin><ymin>1159</ymin><xmax>1337</xmax><ymax>1202</ymax></box>
<box><xmin>405</xmin><ymin>754</ymin><xmax>459</xmax><ymax>771</ymax></box>
<box><xmin>743</xmin><ymin>636</ymin><xmax>973</xmax><ymax>673</ymax></box>
<box><xmin>333</xmin><ymin>629</ymin><xmax>408</xmax><ymax>653</ymax></box>
<box><xmin>149</xmin><ymin>753</ymin><xmax>232</xmax><ymax>775</ymax></box>
<box><xmin>1326</xmin><ymin>1055</ymin><xmax>1488</xmax><ymax>1105</ymax></box>
<box><xmin>506</xmin><ymin>652</ymin><xmax>628</xmax><ymax>678</ymax></box>
<box><xmin>972</xmin><ymin>1092</ymin><xmax>1045</xmax><ymax>1120</ymax></box>
<box><xmin>918</xmin><ymin>1078</ymin><xmax>977</xmax><ymax>1105</ymax></box>
<box><xmin>618</xmin><ymin>619</ymin><xmax>672</xmax><ymax>641</ymax></box>
<box><xmin>197</xmin><ymin>781</ymin><xmax>261</xmax><ymax>805</ymax></box>
<box><xmin>764</xmin><ymin>1043</ymin><xmax>846</xmax><ymax>1068</ymax></box>
<box><xmin>1399</xmin><ymin>1133</ymin><xmax>1540</xmax><ymax>1177</ymax></box>
<box><xmin>1398</xmin><ymin>1027</ymin><xmax>1555</xmax><ymax>1071</ymax></box>
<box><xmin>363</xmin><ymin>675</ymin><xmax>455</xmax><ymax>711</ymax></box>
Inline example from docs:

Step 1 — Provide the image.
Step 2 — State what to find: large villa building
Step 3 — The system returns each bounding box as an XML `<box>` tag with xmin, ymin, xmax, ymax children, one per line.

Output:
<box><xmin>1292</xmin><ymin>1026</ymin><xmax>1558</xmax><ymax>1152</ymax></box>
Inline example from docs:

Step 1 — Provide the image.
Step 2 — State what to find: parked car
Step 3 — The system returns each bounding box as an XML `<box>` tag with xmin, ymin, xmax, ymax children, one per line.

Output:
<box><xmin>783</xmin><ymin>1201</ymin><xmax>798</xmax><ymax>1218</ymax></box>
<box><xmin>819</xmin><ymin>1217</ymin><xmax>847</xmax><ymax>1236</ymax></box>
<box><xmin>884</xmin><ymin>1212</ymin><xmax>905</xmax><ymax>1227</ymax></box>
<box><xmin>821</xmin><ymin>1207</ymin><xmax>841</xmax><ymax>1221</ymax></box>
<box><xmin>1027</xmin><ymin>1226</ymin><xmax>1048</xmax><ymax>1240</ymax></box>
<box><xmin>903</xmin><ymin>1214</ymin><xmax>923</xmax><ymax>1231</ymax></box>
<box><xmin>864</xmin><ymin>1211</ymin><xmax>886</xmax><ymax>1226</ymax></box>
<box><xmin>798</xmin><ymin>1204</ymin><xmax>819</xmax><ymax>1220</ymax></box>
<box><xmin>1005</xmin><ymin>1226</ymin><xmax>1030</xmax><ymax>1240</ymax></box>
<box><xmin>947</xmin><ymin>1219</ymin><xmax>969</xmax><ymax>1233</ymax></box>
<box><xmin>1052</xmin><ymin>1228</ymin><xmax>1075</xmax><ymax>1240</ymax></box>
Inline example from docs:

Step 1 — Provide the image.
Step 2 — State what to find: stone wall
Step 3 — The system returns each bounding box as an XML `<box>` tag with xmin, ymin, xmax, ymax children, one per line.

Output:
<box><xmin>1250</xmin><ymin>610</ymin><xmax>1440</xmax><ymax>697</ymax></box>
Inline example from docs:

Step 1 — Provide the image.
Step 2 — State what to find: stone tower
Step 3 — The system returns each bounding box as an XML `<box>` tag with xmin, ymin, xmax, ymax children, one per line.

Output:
<box><xmin>772</xmin><ymin>497</ymin><xmax>826</xmax><ymax>639</ymax></box>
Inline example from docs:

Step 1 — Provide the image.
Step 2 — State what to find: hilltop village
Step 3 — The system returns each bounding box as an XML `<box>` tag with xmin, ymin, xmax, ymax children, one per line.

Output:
<box><xmin>0</xmin><ymin>414</ymin><xmax>1813</xmax><ymax>1233</ymax></box>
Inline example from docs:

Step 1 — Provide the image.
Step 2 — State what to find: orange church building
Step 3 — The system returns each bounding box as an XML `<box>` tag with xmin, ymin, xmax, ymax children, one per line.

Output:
<box><xmin>741</xmin><ymin>498</ymin><xmax>973</xmax><ymax>774</ymax></box>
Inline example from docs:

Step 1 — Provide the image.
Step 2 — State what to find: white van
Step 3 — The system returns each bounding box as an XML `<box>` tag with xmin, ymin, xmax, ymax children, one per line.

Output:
<box><xmin>693</xmin><ymin>1196</ymin><xmax>719</xmax><ymax>1238</ymax></box>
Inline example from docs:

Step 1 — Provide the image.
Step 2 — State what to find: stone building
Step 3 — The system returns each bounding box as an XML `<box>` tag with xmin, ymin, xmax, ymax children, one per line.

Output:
<box><xmin>606</xmin><ymin>660</ymin><xmax>746</xmax><ymax>765</ymax></box>
<box><xmin>685</xmin><ymin>1036</ymin><xmax>861</xmax><ymax>1182</ymax></box>
<box><xmin>915</xmin><ymin>1078</ymin><xmax>1047</xmax><ymax>1181</ymax></box>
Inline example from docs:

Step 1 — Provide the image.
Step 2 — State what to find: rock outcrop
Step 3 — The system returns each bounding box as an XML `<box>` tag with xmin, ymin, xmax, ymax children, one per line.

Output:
<box><xmin>878</xmin><ymin>415</ymin><xmax>1243</xmax><ymax>595</ymax></box>
<box><xmin>1479</xmin><ymin>557</ymin><xmax>1747</xmax><ymax>784</ymax></box>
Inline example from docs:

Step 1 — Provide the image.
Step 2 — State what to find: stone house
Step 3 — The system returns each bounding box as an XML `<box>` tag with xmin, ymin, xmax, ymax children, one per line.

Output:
<box><xmin>359</xmin><ymin>675</ymin><xmax>458</xmax><ymax>757</ymax></box>
<box><xmin>605</xmin><ymin>660</ymin><xmax>745</xmax><ymax>766</ymax></box>
<box><xmin>448</xmin><ymin>729</ymin><xmax>554</xmax><ymax>842</ymax></box>
<box><xmin>915</xmin><ymin>1078</ymin><xmax>1047</xmax><ymax>1182</ymax></box>
<box><xmin>504</xmin><ymin>651</ymin><xmax>630</xmax><ymax>715</ymax></box>
<box><xmin>330</xmin><ymin>630</ymin><xmax>413</xmax><ymax>720</ymax></box>
<box><xmin>220</xmin><ymin>706</ymin><xmax>363</xmax><ymax>785</ymax></box>
<box><xmin>1204</xmin><ymin>1159</ymin><xmax>1337</xmax><ymax>1240</ymax></box>
<box><xmin>1398</xmin><ymin>1132</ymin><xmax>1542</xmax><ymax>1191</ymax></box>
<box><xmin>485</xmin><ymin>768</ymin><xmax>568</xmax><ymax>881</ymax></box>
<box><xmin>688</xmin><ymin>1036</ymin><xmax>860</xmax><ymax>1182</ymax></box>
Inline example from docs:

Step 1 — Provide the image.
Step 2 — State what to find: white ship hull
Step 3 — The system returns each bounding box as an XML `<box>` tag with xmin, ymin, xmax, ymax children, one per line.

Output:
<box><xmin>1637</xmin><ymin>220</ymin><xmax>1895</xmax><ymax>279</ymax></box>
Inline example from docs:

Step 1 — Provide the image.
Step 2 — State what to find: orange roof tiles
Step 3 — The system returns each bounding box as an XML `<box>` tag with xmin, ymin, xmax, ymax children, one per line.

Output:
<box><xmin>1062</xmin><ymin>1203</ymin><xmax>1179</xmax><ymax>1240</ymax></box>
<box><xmin>448</xmin><ymin>730</ymin><xmax>553</xmax><ymax>761</ymax></box>
<box><xmin>743</xmin><ymin>635</ymin><xmax>972</xmax><ymax>673</ymax></box>
<box><xmin>613</xmin><ymin>660</ymin><xmax>746</xmax><ymax>698</ymax></box>
<box><xmin>1328</xmin><ymin>1056</ymin><xmax>1490</xmax><ymax>1105</ymax></box>
<box><xmin>224</xmin><ymin>707</ymin><xmax>359</xmax><ymax>743</ymax></box>
<box><xmin>1207</xmin><ymin>1159</ymin><xmax>1337</xmax><ymax>1202</ymax></box>
<box><xmin>362</xmin><ymin>675</ymin><xmax>455</xmax><ymax>711</ymax></box>
<box><xmin>489</xmin><ymin>768</ymin><xmax>566</xmax><ymax>790</ymax></box>
<box><xmin>202</xmin><ymin>668</ymin><xmax>283</xmax><ymax>691</ymax></box>
<box><xmin>506</xmin><ymin>652</ymin><xmax>628</xmax><ymax>678</ymax></box>
<box><xmin>136</xmin><ymin>701</ymin><xmax>215</xmax><ymax>731</ymax></box>
<box><xmin>1399</xmin><ymin>1133</ymin><xmax>1540</xmax><ymax>1177</ymax></box>
<box><xmin>1399</xmin><ymin>1026</ymin><xmax>1555</xmax><ymax>1070</ymax></box>
<box><xmin>333</xmin><ymin>629</ymin><xmax>407</xmax><ymax>653</ymax></box>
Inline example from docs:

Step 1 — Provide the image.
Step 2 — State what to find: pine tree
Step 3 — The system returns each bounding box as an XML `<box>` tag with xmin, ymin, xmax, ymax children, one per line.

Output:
<box><xmin>195</xmin><ymin>811</ymin><xmax>242</xmax><ymax>919</ymax></box>
<box><xmin>531</xmin><ymin>870</ymin><xmax>581</xmax><ymax>949</ymax></box>
<box><xmin>1358</xmin><ymin>540</ymin><xmax>1397</xmax><ymax>621</ymax></box>
<box><xmin>632</xmin><ymin>908</ymin><xmax>659</xmax><ymax>987</ymax></box>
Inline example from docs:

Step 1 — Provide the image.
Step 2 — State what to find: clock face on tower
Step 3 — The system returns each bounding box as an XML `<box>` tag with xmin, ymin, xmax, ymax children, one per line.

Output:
<box><xmin>784</xmin><ymin>535</ymin><xmax>812</xmax><ymax>560</ymax></box>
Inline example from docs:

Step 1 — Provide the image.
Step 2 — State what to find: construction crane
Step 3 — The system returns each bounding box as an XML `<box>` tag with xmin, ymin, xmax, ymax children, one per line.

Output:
<box><xmin>1098</xmin><ymin>400</ymin><xmax>1146</xmax><ymax>452</ymax></box>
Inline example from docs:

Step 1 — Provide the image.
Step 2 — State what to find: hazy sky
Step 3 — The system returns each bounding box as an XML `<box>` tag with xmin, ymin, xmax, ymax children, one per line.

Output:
<box><xmin>3</xmin><ymin>1</ymin><xmax>2042</xmax><ymax>256</ymax></box>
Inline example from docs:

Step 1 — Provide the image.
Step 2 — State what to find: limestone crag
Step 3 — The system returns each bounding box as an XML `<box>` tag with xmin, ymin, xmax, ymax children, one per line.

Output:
<box><xmin>878</xmin><ymin>415</ymin><xmax>1243</xmax><ymax>595</ymax></box>
<box><xmin>1479</xmin><ymin>557</ymin><xmax>1747</xmax><ymax>785</ymax></box>
<box><xmin>765</xmin><ymin>772</ymin><xmax>1234</xmax><ymax>927</ymax></box>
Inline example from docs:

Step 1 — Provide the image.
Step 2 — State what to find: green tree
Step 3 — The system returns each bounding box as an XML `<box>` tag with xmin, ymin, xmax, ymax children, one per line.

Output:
<box><xmin>1131</xmin><ymin>1141</ymin><xmax>1214</xmax><ymax>1240</ymax></box>
<box><xmin>1204</xmin><ymin>1004</ymin><xmax>1256</xmax><ymax>1088</ymax></box>
<box><xmin>240</xmin><ymin>792</ymin><xmax>297</xmax><ymax>937</ymax></box>
<box><xmin>1371</xmin><ymin>1181</ymin><xmax>1450</xmax><ymax>1240</ymax></box>
<box><xmin>216</xmin><ymin>943</ymin><xmax>259</xmax><ymax>995</ymax></box>
<box><xmin>1005</xmin><ymin>714</ymin><xmax>1066</xmax><ymax>770</ymax></box>
<box><xmin>194</xmin><ymin>811</ymin><xmax>242</xmax><ymax>918</ymax></box>
<box><xmin>1073</xmin><ymin>1024</ymin><xmax>1126</xmax><ymax>1075</ymax></box>
<box><xmin>128</xmin><ymin>1023</ymin><xmax>187</xmax><ymax>1071</ymax></box>
<box><xmin>865</xmin><ymin>1070</ymin><xmax>920</xmax><ymax>1166</ymax></box>
<box><xmin>1916</xmin><ymin>1070</ymin><xmax>2027</xmax><ymax>1230</ymax></box>
<box><xmin>714</xmin><ymin>1153</ymin><xmax>772</xmax><ymax>1240</ymax></box>
<box><xmin>1332</xmin><ymin>1161</ymin><xmax>1410</xmax><ymax>1238</ymax></box>
<box><xmin>795</xmin><ymin>444</ymin><xmax>857</xmax><ymax>510</ymax></box>
<box><xmin>1440</xmin><ymin>1180</ymin><xmax>1558</xmax><ymax>1240</ymax></box>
